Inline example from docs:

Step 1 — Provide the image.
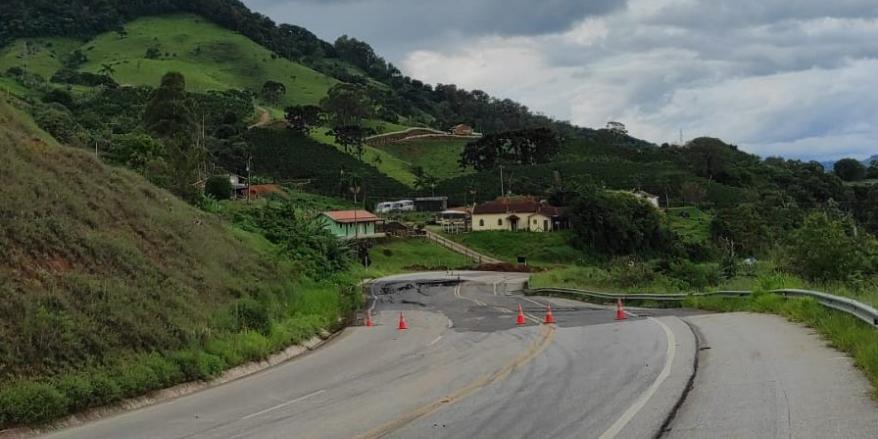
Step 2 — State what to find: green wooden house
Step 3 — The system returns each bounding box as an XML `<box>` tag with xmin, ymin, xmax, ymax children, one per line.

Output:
<box><xmin>320</xmin><ymin>210</ymin><xmax>382</xmax><ymax>239</ymax></box>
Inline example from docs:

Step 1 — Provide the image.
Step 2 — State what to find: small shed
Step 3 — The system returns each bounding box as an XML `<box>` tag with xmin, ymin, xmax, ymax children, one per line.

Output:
<box><xmin>450</xmin><ymin>124</ymin><xmax>474</xmax><ymax>136</ymax></box>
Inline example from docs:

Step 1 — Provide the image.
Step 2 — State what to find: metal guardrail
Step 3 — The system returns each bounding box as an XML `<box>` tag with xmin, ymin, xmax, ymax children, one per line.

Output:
<box><xmin>526</xmin><ymin>287</ymin><xmax>878</xmax><ymax>327</ymax></box>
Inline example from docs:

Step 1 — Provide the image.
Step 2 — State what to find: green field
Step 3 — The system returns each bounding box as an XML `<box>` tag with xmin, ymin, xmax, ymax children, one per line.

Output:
<box><xmin>310</xmin><ymin>128</ymin><xmax>419</xmax><ymax>187</ymax></box>
<box><xmin>0</xmin><ymin>38</ymin><xmax>82</xmax><ymax>79</ymax></box>
<box><xmin>358</xmin><ymin>238</ymin><xmax>473</xmax><ymax>278</ymax></box>
<box><xmin>442</xmin><ymin>231</ymin><xmax>582</xmax><ymax>266</ymax></box>
<box><xmin>375</xmin><ymin>138</ymin><xmax>473</xmax><ymax>180</ymax></box>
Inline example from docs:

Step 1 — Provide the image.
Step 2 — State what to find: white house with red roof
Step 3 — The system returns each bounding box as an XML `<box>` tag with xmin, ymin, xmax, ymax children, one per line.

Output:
<box><xmin>471</xmin><ymin>197</ymin><xmax>563</xmax><ymax>232</ymax></box>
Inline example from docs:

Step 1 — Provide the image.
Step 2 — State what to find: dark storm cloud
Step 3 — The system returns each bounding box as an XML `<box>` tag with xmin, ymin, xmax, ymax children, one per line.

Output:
<box><xmin>243</xmin><ymin>0</ymin><xmax>624</xmax><ymax>58</ymax></box>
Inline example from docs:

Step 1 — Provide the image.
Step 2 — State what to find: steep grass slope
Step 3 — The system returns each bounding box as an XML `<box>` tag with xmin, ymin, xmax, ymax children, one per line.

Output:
<box><xmin>375</xmin><ymin>138</ymin><xmax>473</xmax><ymax>180</ymax></box>
<box><xmin>0</xmin><ymin>99</ymin><xmax>357</xmax><ymax>426</ymax></box>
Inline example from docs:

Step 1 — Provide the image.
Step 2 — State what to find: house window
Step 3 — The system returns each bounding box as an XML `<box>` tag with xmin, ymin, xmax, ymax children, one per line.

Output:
<box><xmin>479</xmin><ymin>219</ymin><xmax>485</xmax><ymax>227</ymax></box>
<box><xmin>497</xmin><ymin>218</ymin><xmax>503</xmax><ymax>226</ymax></box>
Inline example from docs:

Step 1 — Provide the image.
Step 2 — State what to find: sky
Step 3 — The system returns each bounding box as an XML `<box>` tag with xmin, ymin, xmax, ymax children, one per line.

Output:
<box><xmin>243</xmin><ymin>0</ymin><xmax>878</xmax><ymax>161</ymax></box>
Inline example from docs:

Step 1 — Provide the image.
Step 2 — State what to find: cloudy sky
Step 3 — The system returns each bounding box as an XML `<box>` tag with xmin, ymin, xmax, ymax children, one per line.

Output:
<box><xmin>243</xmin><ymin>0</ymin><xmax>878</xmax><ymax>161</ymax></box>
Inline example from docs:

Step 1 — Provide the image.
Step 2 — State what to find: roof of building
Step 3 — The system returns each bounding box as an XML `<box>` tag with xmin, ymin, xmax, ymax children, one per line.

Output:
<box><xmin>472</xmin><ymin>198</ymin><xmax>562</xmax><ymax>216</ymax></box>
<box><xmin>633</xmin><ymin>190</ymin><xmax>658</xmax><ymax>198</ymax></box>
<box><xmin>321</xmin><ymin>210</ymin><xmax>379</xmax><ymax>223</ymax></box>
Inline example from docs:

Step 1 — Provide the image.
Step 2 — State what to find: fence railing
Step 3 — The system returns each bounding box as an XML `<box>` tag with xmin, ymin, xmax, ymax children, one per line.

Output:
<box><xmin>526</xmin><ymin>287</ymin><xmax>878</xmax><ymax>328</ymax></box>
<box><xmin>422</xmin><ymin>230</ymin><xmax>502</xmax><ymax>264</ymax></box>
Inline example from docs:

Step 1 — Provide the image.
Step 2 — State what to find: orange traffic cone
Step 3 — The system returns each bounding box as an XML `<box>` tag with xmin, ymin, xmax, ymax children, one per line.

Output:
<box><xmin>516</xmin><ymin>304</ymin><xmax>527</xmax><ymax>326</ymax></box>
<box><xmin>398</xmin><ymin>312</ymin><xmax>408</xmax><ymax>330</ymax></box>
<box><xmin>615</xmin><ymin>299</ymin><xmax>627</xmax><ymax>320</ymax></box>
<box><xmin>543</xmin><ymin>304</ymin><xmax>556</xmax><ymax>324</ymax></box>
<box><xmin>365</xmin><ymin>310</ymin><xmax>373</xmax><ymax>327</ymax></box>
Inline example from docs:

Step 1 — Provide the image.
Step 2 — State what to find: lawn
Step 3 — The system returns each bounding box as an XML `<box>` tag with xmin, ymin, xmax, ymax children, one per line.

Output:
<box><xmin>0</xmin><ymin>37</ymin><xmax>82</xmax><ymax>79</ymax></box>
<box><xmin>310</xmin><ymin>128</ymin><xmax>418</xmax><ymax>187</ymax></box>
<box><xmin>443</xmin><ymin>231</ymin><xmax>582</xmax><ymax>266</ymax></box>
<box><xmin>357</xmin><ymin>238</ymin><xmax>473</xmax><ymax>278</ymax></box>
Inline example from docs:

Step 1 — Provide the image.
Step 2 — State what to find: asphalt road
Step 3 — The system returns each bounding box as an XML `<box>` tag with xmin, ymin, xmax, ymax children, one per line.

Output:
<box><xmin>36</xmin><ymin>272</ymin><xmax>878</xmax><ymax>439</ymax></box>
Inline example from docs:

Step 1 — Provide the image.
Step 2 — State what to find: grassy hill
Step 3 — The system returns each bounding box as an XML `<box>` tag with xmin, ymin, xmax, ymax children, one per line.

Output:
<box><xmin>374</xmin><ymin>138</ymin><xmax>474</xmax><ymax>180</ymax></box>
<box><xmin>0</xmin><ymin>15</ymin><xmax>338</xmax><ymax>107</ymax></box>
<box><xmin>0</xmin><ymin>99</ymin><xmax>354</xmax><ymax>426</ymax></box>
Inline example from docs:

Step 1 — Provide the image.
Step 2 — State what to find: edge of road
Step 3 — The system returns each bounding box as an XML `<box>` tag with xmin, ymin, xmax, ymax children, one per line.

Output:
<box><xmin>610</xmin><ymin>315</ymin><xmax>699</xmax><ymax>439</ymax></box>
<box><xmin>654</xmin><ymin>318</ymin><xmax>703</xmax><ymax>438</ymax></box>
<box><xmin>0</xmin><ymin>328</ymin><xmax>349</xmax><ymax>439</ymax></box>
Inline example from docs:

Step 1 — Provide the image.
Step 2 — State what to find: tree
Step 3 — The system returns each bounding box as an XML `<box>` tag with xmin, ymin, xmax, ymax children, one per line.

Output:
<box><xmin>412</xmin><ymin>166</ymin><xmax>438</xmax><ymax>195</ymax></box>
<box><xmin>204</xmin><ymin>175</ymin><xmax>233</xmax><ymax>200</ymax></box>
<box><xmin>98</xmin><ymin>63</ymin><xmax>115</xmax><ymax>78</ymax></box>
<box><xmin>320</xmin><ymin>83</ymin><xmax>372</xmax><ymax>127</ymax></box>
<box><xmin>834</xmin><ymin>158</ymin><xmax>867</xmax><ymax>182</ymax></box>
<box><xmin>144</xmin><ymin>72</ymin><xmax>195</xmax><ymax>143</ymax></box>
<box><xmin>108</xmin><ymin>132</ymin><xmax>165</xmax><ymax>171</ymax></box>
<box><xmin>284</xmin><ymin>105</ymin><xmax>322</xmax><ymax>134</ymax></box>
<box><xmin>566</xmin><ymin>187</ymin><xmax>670</xmax><ymax>256</ymax></box>
<box><xmin>143</xmin><ymin>72</ymin><xmax>200</xmax><ymax>200</ymax></box>
<box><xmin>680</xmin><ymin>181</ymin><xmax>707</xmax><ymax>205</ymax></box>
<box><xmin>459</xmin><ymin>128</ymin><xmax>560</xmax><ymax>171</ymax></box>
<box><xmin>787</xmin><ymin>210</ymin><xmax>877</xmax><ymax>282</ymax></box>
<box><xmin>260</xmin><ymin>80</ymin><xmax>286</xmax><ymax>104</ymax></box>
<box><xmin>329</xmin><ymin>125</ymin><xmax>373</xmax><ymax>159</ymax></box>
<box><xmin>62</xmin><ymin>49</ymin><xmax>87</xmax><ymax>68</ymax></box>
<box><xmin>867</xmin><ymin>160</ymin><xmax>878</xmax><ymax>179</ymax></box>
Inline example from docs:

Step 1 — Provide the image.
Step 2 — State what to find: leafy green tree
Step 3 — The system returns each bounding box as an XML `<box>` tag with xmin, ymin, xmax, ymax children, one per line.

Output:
<box><xmin>866</xmin><ymin>160</ymin><xmax>878</xmax><ymax>179</ymax></box>
<box><xmin>284</xmin><ymin>104</ymin><xmax>322</xmax><ymax>134</ymax></box>
<box><xmin>62</xmin><ymin>49</ymin><xmax>88</xmax><ymax>68</ymax></box>
<box><xmin>786</xmin><ymin>210</ymin><xmax>877</xmax><ymax>282</ymax></box>
<box><xmin>98</xmin><ymin>63</ymin><xmax>115</xmax><ymax>78</ymax></box>
<box><xmin>566</xmin><ymin>187</ymin><xmax>670</xmax><ymax>256</ymax></box>
<box><xmin>834</xmin><ymin>158</ymin><xmax>867</xmax><ymax>182</ymax></box>
<box><xmin>412</xmin><ymin>166</ymin><xmax>438</xmax><ymax>195</ymax></box>
<box><xmin>143</xmin><ymin>72</ymin><xmax>200</xmax><ymax>200</ymax></box>
<box><xmin>108</xmin><ymin>132</ymin><xmax>165</xmax><ymax>171</ymax></box>
<box><xmin>204</xmin><ymin>175</ymin><xmax>233</xmax><ymax>200</ymax></box>
<box><xmin>144</xmin><ymin>72</ymin><xmax>194</xmax><ymax>142</ymax></box>
<box><xmin>260</xmin><ymin>80</ymin><xmax>286</xmax><ymax>104</ymax></box>
<box><xmin>34</xmin><ymin>104</ymin><xmax>80</xmax><ymax>145</ymax></box>
<box><xmin>459</xmin><ymin>128</ymin><xmax>560</xmax><ymax>171</ymax></box>
<box><xmin>320</xmin><ymin>83</ymin><xmax>372</xmax><ymax>127</ymax></box>
<box><xmin>329</xmin><ymin>125</ymin><xmax>372</xmax><ymax>159</ymax></box>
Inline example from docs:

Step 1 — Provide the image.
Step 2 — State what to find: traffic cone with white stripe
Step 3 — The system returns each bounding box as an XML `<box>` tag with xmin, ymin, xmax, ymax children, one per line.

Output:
<box><xmin>516</xmin><ymin>304</ymin><xmax>527</xmax><ymax>325</ymax></box>
<box><xmin>615</xmin><ymin>299</ymin><xmax>627</xmax><ymax>320</ymax></box>
<box><xmin>365</xmin><ymin>310</ymin><xmax>373</xmax><ymax>327</ymax></box>
<box><xmin>543</xmin><ymin>304</ymin><xmax>556</xmax><ymax>324</ymax></box>
<box><xmin>398</xmin><ymin>312</ymin><xmax>408</xmax><ymax>330</ymax></box>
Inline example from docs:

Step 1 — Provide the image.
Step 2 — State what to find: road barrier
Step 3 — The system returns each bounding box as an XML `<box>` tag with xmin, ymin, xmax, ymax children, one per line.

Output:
<box><xmin>526</xmin><ymin>287</ymin><xmax>878</xmax><ymax>328</ymax></box>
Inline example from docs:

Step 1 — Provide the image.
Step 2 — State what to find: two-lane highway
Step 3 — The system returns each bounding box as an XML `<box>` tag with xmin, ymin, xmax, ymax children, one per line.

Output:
<box><xmin>39</xmin><ymin>272</ymin><xmax>695</xmax><ymax>439</ymax></box>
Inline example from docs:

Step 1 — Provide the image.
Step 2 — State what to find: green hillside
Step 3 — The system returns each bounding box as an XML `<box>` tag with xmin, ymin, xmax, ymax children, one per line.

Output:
<box><xmin>1</xmin><ymin>15</ymin><xmax>338</xmax><ymax>106</ymax></box>
<box><xmin>375</xmin><ymin>138</ymin><xmax>474</xmax><ymax>180</ymax></box>
<box><xmin>0</xmin><ymin>99</ymin><xmax>354</xmax><ymax>426</ymax></box>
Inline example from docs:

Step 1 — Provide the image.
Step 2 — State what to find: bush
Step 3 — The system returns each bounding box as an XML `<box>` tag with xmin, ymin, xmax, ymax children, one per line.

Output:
<box><xmin>89</xmin><ymin>373</ymin><xmax>123</xmax><ymax>405</ymax></box>
<box><xmin>666</xmin><ymin>260</ymin><xmax>720</xmax><ymax>291</ymax></box>
<box><xmin>786</xmin><ymin>212</ymin><xmax>878</xmax><ymax>282</ymax></box>
<box><xmin>142</xmin><ymin>353</ymin><xmax>184</xmax><ymax>387</ymax></box>
<box><xmin>54</xmin><ymin>375</ymin><xmax>94</xmax><ymax>411</ymax></box>
<box><xmin>0</xmin><ymin>382</ymin><xmax>69</xmax><ymax>426</ymax></box>
<box><xmin>236</xmin><ymin>297</ymin><xmax>272</xmax><ymax>334</ymax></box>
<box><xmin>205</xmin><ymin>175</ymin><xmax>233</xmax><ymax>200</ymax></box>
<box><xmin>114</xmin><ymin>362</ymin><xmax>161</xmax><ymax>397</ymax></box>
<box><xmin>170</xmin><ymin>351</ymin><xmax>226</xmax><ymax>381</ymax></box>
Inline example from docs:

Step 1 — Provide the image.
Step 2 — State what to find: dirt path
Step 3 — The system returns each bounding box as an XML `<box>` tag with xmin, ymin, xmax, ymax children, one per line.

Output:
<box><xmin>248</xmin><ymin>106</ymin><xmax>272</xmax><ymax>129</ymax></box>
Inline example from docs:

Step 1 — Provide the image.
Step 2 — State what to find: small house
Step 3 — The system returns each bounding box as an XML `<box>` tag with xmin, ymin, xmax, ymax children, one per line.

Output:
<box><xmin>471</xmin><ymin>197</ymin><xmax>562</xmax><ymax>232</ymax></box>
<box><xmin>320</xmin><ymin>210</ymin><xmax>383</xmax><ymax>239</ymax></box>
<box><xmin>450</xmin><ymin>124</ymin><xmax>474</xmax><ymax>136</ymax></box>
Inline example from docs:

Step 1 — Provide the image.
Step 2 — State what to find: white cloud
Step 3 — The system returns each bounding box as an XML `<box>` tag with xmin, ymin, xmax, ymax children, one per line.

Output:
<box><xmin>400</xmin><ymin>2</ymin><xmax>878</xmax><ymax>160</ymax></box>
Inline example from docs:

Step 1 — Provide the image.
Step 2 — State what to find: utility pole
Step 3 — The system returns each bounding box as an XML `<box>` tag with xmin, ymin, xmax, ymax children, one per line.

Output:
<box><xmin>247</xmin><ymin>156</ymin><xmax>252</xmax><ymax>203</ymax></box>
<box><xmin>499</xmin><ymin>165</ymin><xmax>505</xmax><ymax>197</ymax></box>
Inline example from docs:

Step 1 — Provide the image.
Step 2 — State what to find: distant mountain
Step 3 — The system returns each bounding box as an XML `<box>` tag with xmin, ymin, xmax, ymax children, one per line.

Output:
<box><xmin>821</xmin><ymin>155</ymin><xmax>877</xmax><ymax>172</ymax></box>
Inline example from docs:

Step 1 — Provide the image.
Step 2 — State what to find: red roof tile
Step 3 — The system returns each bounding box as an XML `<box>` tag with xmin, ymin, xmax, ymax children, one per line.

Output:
<box><xmin>322</xmin><ymin>210</ymin><xmax>379</xmax><ymax>223</ymax></box>
<box><xmin>472</xmin><ymin>199</ymin><xmax>562</xmax><ymax>216</ymax></box>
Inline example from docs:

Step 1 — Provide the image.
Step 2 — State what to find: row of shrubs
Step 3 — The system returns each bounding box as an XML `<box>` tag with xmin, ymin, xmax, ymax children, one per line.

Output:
<box><xmin>0</xmin><ymin>280</ymin><xmax>355</xmax><ymax>428</ymax></box>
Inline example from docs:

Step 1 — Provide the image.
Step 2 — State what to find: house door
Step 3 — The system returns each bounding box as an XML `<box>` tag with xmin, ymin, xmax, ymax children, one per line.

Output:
<box><xmin>509</xmin><ymin>215</ymin><xmax>519</xmax><ymax>231</ymax></box>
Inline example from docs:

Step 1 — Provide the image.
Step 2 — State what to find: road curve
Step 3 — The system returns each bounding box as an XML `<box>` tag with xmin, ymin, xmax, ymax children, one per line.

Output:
<box><xmin>37</xmin><ymin>271</ymin><xmax>696</xmax><ymax>439</ymax></box>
